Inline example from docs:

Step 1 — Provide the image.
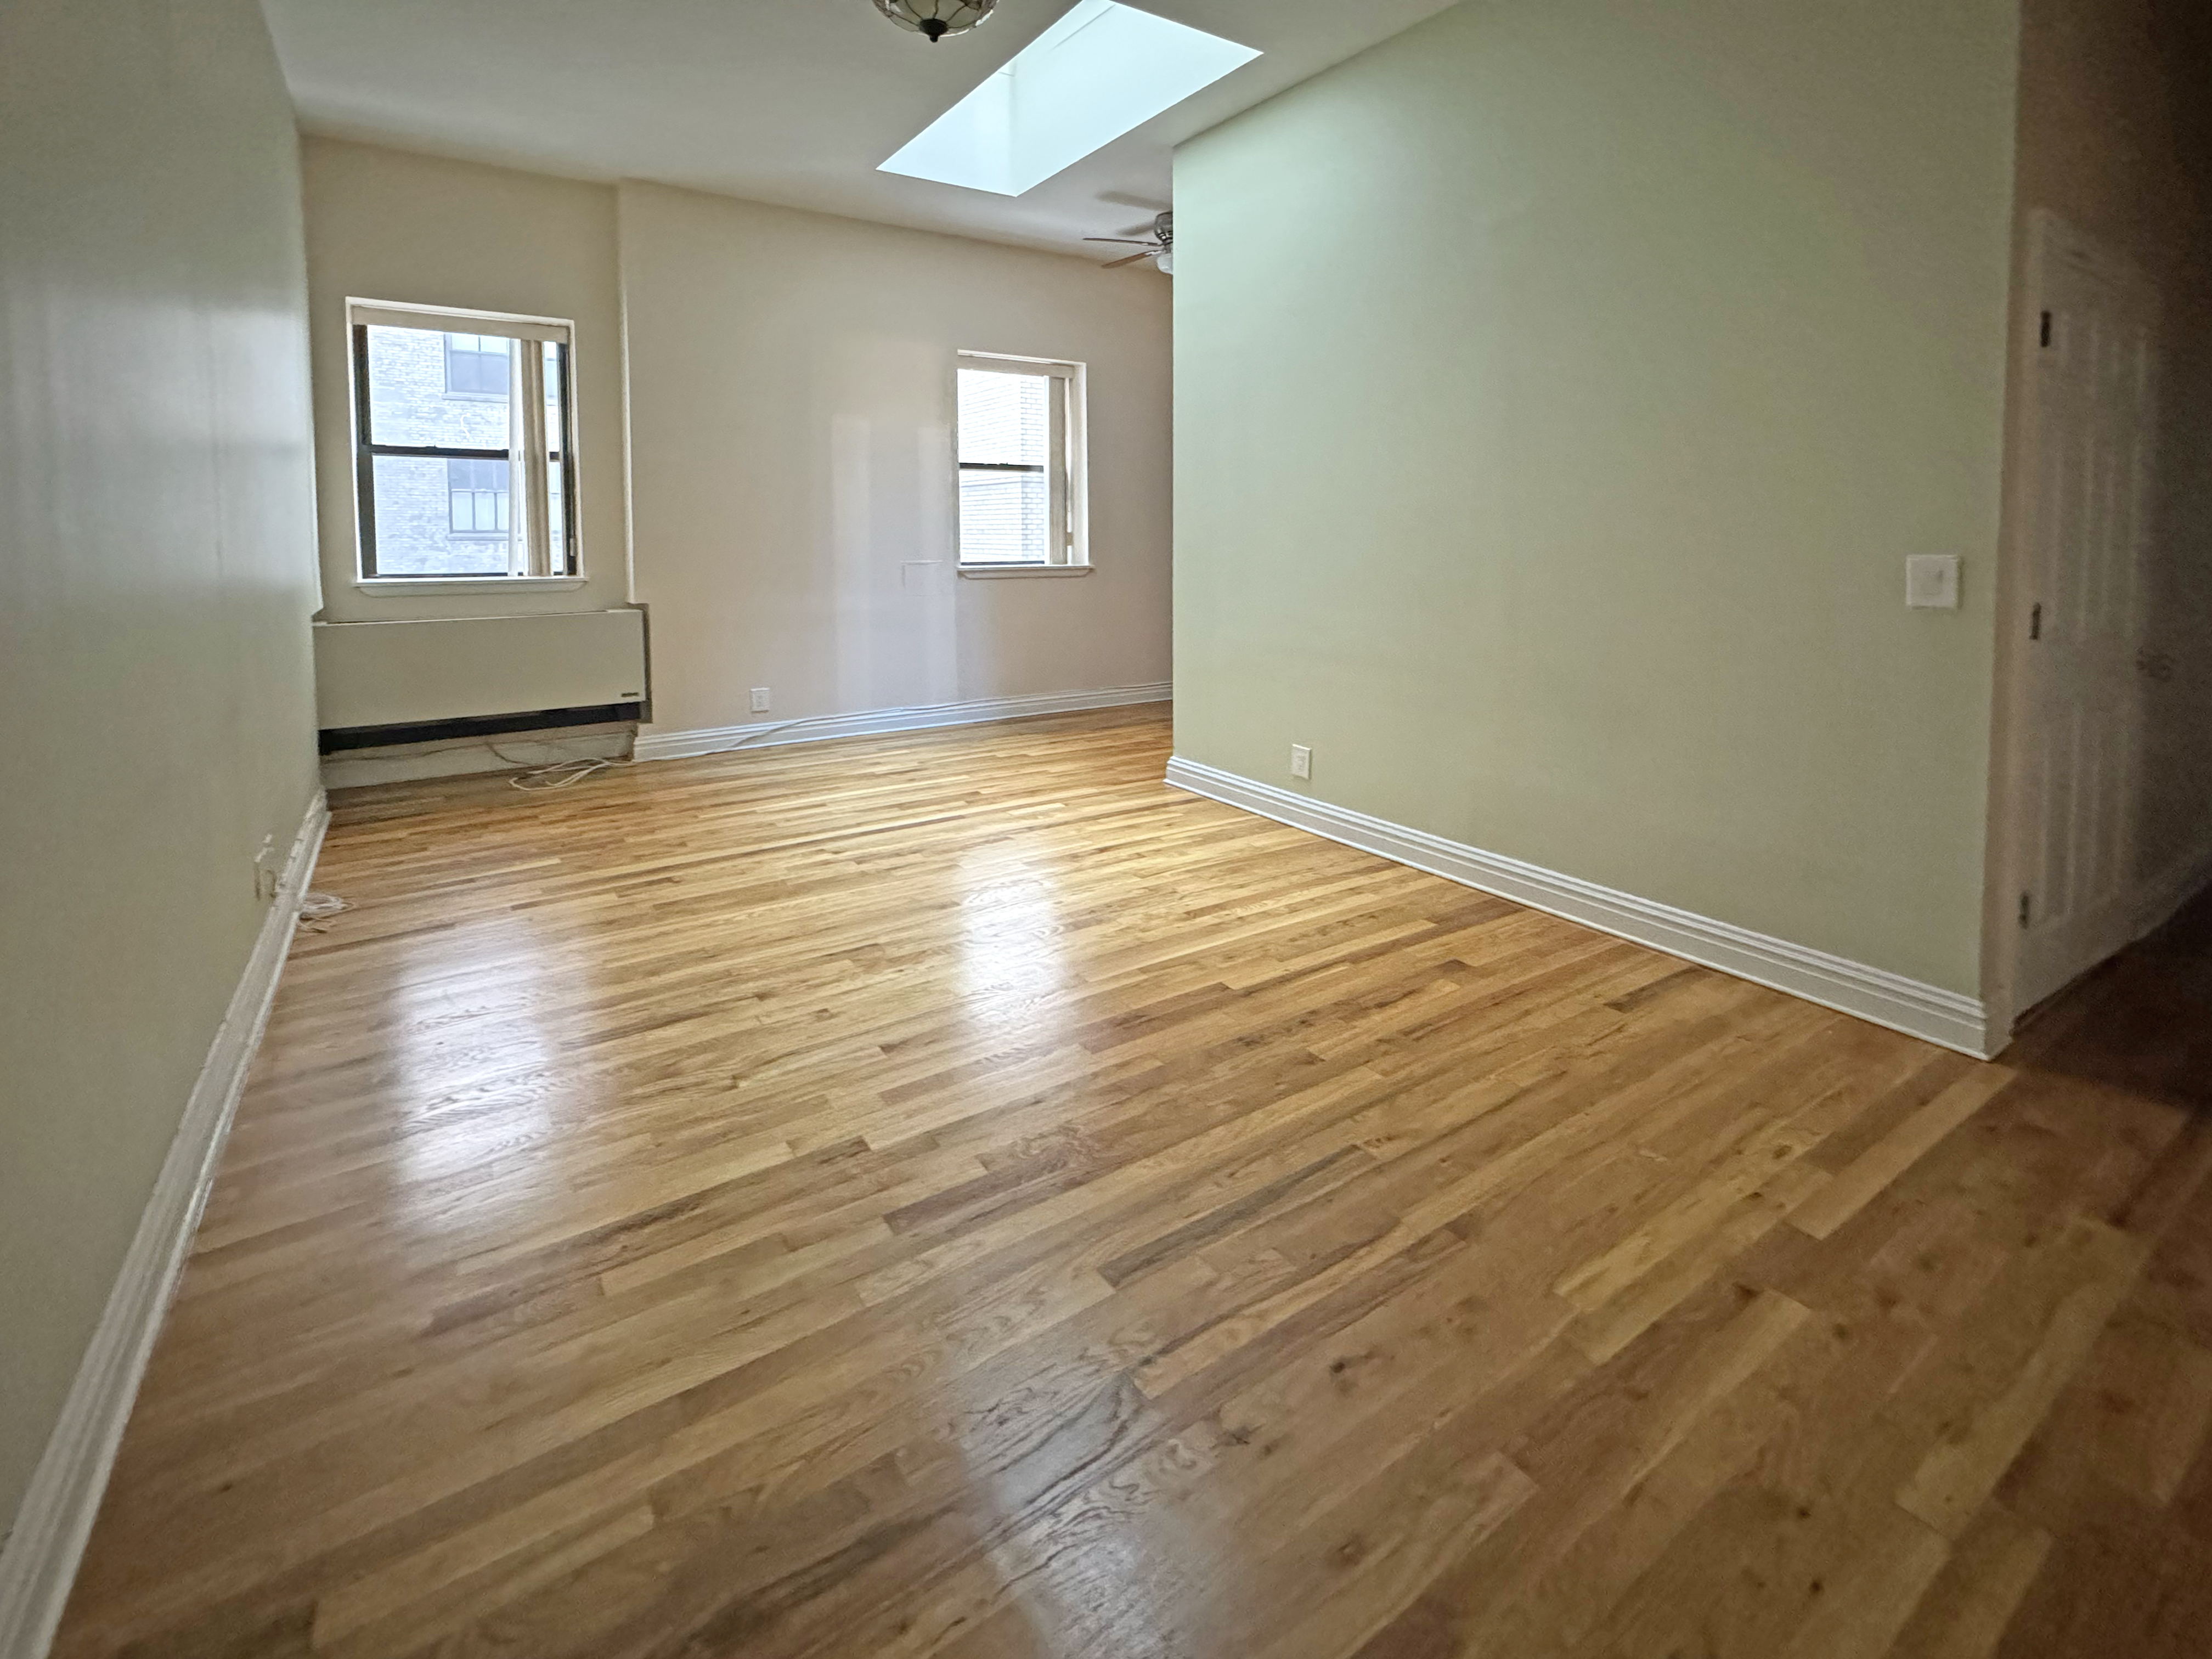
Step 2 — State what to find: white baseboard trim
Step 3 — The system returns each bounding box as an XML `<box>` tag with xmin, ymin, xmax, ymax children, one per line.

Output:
<box><xmin>1164</xmin><ymin>758</ymin><xmax>1996</xmax><ymax>1059</ymax></box>
<box><xmin>0</xmin><ymin>791</ymin><xmax>328</xmax><ymax>1659</ymax></box>
<box><xmin>633</xmin><ymin>682</ymin><xmax>1173</xmax><ymax>763</ymax></box>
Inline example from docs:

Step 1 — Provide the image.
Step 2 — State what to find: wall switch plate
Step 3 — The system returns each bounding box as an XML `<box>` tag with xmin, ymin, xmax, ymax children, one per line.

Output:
<box><xmin>1290</xmin><ymin>744</ymin><xmax>1312</xmax><ymax>781</ymax></box>
<box><xmin>1906</xmin><ymin>555</ymin><xmax>1961</xmax><ymax>610</ymax></box>
<box><xmin>750</xmin><ymin>687</ymin><xmax>771</xmax><ymax>713</ymax></box>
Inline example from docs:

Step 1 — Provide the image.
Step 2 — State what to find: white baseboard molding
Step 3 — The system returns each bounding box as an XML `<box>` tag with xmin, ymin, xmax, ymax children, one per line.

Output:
<box><xmin>1165</xmin><ymin>757</ymin><xmax>1996</xmax><ymax>1059</ymax></box>
<box><xmin>0</xmin><ymin>792</ymin><xmax>328</xmax><ymax>1659</ymax></box>
<box><xmin>633</xmin><ymin>682</ymin><xmax>1173</xmax><ymax>764</ymax></box>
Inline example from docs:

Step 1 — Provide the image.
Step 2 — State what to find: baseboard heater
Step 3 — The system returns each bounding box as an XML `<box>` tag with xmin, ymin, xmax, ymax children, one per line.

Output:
<box><xmin>313</xmin><ymin>610</ymin><xmax>649</xmax><ymax>739</ymax></box>
<box><xmin>319</xmin><ymin>701</ymin><xmax>644</xmax><ymax>754</ymax></box>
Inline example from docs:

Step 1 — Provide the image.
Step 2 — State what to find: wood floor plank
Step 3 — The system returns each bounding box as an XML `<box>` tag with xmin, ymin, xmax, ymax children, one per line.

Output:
<box><xmin>1787</xmin><ymin>1066</ymin><xmax>2020</xmax><ymax>1241</ymax></box>
<box><xmin>1883</xmin><ymin>1503</ymin><xmax>2051</xmax><ymax>1659</ymax></box>
<box><xmin>1894</xmin><ymin>1217</ymin><xmax>2147</xmax><ymax>1538</ymax></box>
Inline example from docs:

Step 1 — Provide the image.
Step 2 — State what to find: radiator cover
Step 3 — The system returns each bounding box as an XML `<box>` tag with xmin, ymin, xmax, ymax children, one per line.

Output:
<box><xmin>313</xmin><ymin>610</ymin><xmax>647</xmax><ymax>731</ymax></box>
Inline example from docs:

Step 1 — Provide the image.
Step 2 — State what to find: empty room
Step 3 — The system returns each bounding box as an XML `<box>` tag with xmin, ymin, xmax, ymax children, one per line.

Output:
<box><xmin>5</xmin><ymin>1</ymin><xmax>2212</xmax><ymax>1656</ymax></box>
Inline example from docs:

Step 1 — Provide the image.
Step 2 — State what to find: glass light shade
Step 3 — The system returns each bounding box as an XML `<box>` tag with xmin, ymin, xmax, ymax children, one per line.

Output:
<box><xmin>873</xmin><ymin>0</ymin><xmax>996</xmax><ymax>42</ymax></box>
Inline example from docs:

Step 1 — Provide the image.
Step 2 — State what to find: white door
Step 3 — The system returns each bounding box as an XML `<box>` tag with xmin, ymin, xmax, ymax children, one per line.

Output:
<box><xmin>2009</xmin><ymin>214</ymin><xmax>2159</xmax><ymax>1013</ymax></box>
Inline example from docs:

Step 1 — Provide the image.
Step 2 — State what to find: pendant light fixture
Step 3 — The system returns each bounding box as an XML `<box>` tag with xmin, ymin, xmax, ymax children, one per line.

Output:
<box><xmin>872</xmin><ymin>0</ymin><xmax>996</xmax><ymax>43</ymax></box>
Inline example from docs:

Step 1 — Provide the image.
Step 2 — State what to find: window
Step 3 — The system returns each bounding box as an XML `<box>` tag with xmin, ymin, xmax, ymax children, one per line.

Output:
<box><xmin>956</xmin><ymin>354</ymin><xmax>1085</xmax><ymax>568</ymax></box>
<box><xmin>350</xmin><ymin>301</ymin><xmax>577</xmax><ymax>580</ymax></box>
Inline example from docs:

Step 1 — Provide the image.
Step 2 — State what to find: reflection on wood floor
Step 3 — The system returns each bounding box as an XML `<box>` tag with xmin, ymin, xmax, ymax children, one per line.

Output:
<box><xmin>52</xmin><ymin>706</ymin><xmax>2212</xmax><ymax>1658</ymax></box>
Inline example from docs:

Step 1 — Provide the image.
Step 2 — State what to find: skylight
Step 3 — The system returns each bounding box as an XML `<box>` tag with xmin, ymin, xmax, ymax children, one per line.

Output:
<box><xmin>879</xmin><ymin>0</ymin><xmax>1260</xmax><ymax>196</ymax></box>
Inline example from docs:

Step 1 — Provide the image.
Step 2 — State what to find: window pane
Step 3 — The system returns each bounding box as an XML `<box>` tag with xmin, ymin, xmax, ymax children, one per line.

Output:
<box><xmin>354</xmin><ymin>317</ymin><xmax>577</xmax><ymax>577</ymax></box>
<box><xmin>543</xmin><ymin>343</ymin><xmax>571</xmax><ymax>572</ymax></box>
<box><xmin>543</xmin><ymin>341</ymin><xmax>566</xmax><ymax>426</ymax></box>
<box><xmin>370</xmin><ymin>455</ymin><xmax>509</xmax><ymax>574</ymax></box>
<box><xmin>957</xmin><ymin>369</ymin><xmax>1049</xmax><ymax>466</ymax></box>
<box><xmin>547</xmin><ymin>456</ymin><xmax>567</xmax><ymax>564</ymax></box>
<box><xmin>364</xmin><ymin>324</ymin><xmax>511</xmax><ymax>448</ymax></box>
<box><xmin>957</xmin><ymin>367</ymin><xmax>1053</xmax><ymax>563</ymax></box>
<box><xmin>958</xmin><ymin>467</ymin><xmax>1048</xmax><ymax>563</ymax></box>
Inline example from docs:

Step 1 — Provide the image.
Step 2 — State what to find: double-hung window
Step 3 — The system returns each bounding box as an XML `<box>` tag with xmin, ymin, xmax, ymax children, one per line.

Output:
<box><xmin>350</xmin><ymin>301</ymin><xmax>578</xmax><ymax>580</ymax></box>
<box><xmin>955</xmin><ymin>354</ymin><xmax>1086</xmax><ymax>569</ymax></box>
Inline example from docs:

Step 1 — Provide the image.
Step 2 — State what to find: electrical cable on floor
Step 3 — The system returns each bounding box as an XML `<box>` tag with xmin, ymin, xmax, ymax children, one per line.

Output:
<box><xmin>330</xmin><ymin>730</ymin><xmax>629</xmax><ymax>783</ymax></box>
<box><xmin>489</xmin><ymin>743</ymin><xmax>639</xmax><ymax>792</ymax></box>
<box><xmin>296</xmin><ymin>891</ymin><xmax>349</xmax><ymax>933</ymax></box>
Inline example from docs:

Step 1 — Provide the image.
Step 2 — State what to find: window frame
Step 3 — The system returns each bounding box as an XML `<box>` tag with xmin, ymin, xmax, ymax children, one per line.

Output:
<box><xmin>348</xmin><ymin>299</ymin><xmax>580</xmax><ymax>582</ymax></box>
<box><xmin>953</xmin><ymin>351</ymin><xmax>1088</xmax><ymax>573</ymax></box>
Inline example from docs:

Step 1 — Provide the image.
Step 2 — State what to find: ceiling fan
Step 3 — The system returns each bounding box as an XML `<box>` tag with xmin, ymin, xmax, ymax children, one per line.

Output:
<box><xmin>1086</xmin><ymin>211</ymin><xmax>1172</xmax><ymax>274</ymax></box>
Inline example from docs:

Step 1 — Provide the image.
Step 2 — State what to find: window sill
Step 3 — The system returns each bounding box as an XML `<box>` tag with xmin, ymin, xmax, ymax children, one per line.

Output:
<box><xmin>357</xmin><ymin>576</ymin><xmax>589</xmax><ymax>595</ymax></box>
<box><xmin>957</xmin><ymin>565</ymin><xmax>1093</xmax><ymax>579</ymax></box>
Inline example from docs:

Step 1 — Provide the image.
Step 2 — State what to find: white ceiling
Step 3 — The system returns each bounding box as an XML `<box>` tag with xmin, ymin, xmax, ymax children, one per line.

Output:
<box><xmin>261</xmin><ymin>0</ymin><xmax>1459</xmax><ymax>257</ymax></box>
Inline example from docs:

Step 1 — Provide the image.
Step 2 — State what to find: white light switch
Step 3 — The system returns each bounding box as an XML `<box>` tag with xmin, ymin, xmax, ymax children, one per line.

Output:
<box><xmin>1906</xmin><ymin>555</ymin><xmax>1960</xmax><ymax>610</ymax></box>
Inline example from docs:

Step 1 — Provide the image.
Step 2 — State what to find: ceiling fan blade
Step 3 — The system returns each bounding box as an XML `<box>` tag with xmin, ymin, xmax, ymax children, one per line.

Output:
<box><xmin>1103</xmin><ymin>250</ymin><xmax>1156</xmax><ymax>268</ymax></box>
<box><xmin>1084</xmin><ymin>237</ymin><xmax>1155</xmax><ymax>245</ymax></box>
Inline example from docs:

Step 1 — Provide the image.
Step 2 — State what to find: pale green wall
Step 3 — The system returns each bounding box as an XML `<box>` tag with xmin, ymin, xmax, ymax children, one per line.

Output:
<box><xmin>0</xmin><ymin>0</ymin><xmax>321</xmax><ymax>1529</ymax></box>
<box><xmin>1173</xmin><ymin>0</ymin><xmax>2020</xmax><ymax>994</ymax></box>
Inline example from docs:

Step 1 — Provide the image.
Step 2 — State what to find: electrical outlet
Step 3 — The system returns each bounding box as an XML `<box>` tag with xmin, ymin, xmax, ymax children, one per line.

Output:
<box><xmin>252</xmin><ymin>834</ymin><xmax>279</xmax><ymax>902</ymax></box>
<box><xmin>751</xmin><ymin>686</ymin><xmax>772</xmax><ymax>713</ymax></box>
<box><xmin>1290</xmin><ymin>744</ymin><xmax>1312</xmax><ymax>781</ymax></box>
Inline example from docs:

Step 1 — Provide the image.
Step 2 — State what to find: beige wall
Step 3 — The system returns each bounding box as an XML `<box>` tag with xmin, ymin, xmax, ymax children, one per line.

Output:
<box><xmin>1173</xmin><ymin>0</ymin><xmax>2020</xmax><ymax>995</ymax></box>
<box><xmin>300</xmin><ymin>139</ymin><xmax>632</xmax><ymax>628</ymax></box>
<box><xmin>294</xmin><ymin>145</ymin><xmax>1172</xmax><ymax>752</ymax></box>
<box><xmin>1984</xmin><ymin>0</ymin><xmax>2212</xmax><ymax>996</ymax></box>
<box><xmin>0</xmin><ymin>0</ymin><xmax>321</xmax><ymax>1530</ymax></box>
<box><xmin>620</xmin><ymin>182</ymin><xmax>1172</xmax><ymax>736</ymax></box>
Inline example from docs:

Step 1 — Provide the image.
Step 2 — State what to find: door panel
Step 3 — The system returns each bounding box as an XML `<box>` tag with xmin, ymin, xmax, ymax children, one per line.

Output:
<box><xmin>2011</xmin><ymin>218</ymin><xmax>2157</xmax><ymax>1012</ymax></box>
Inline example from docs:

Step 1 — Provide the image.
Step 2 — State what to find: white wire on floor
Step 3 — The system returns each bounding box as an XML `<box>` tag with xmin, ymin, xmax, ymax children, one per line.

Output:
<box><xmin>296</xmin><ymin>891</ymin><xmax>349</xmax><ymax>933</ymax></box>
<box><xmin>488</xmin><ymin>744</ymin><xmax>639</xmax><ymax>792</ymax></box>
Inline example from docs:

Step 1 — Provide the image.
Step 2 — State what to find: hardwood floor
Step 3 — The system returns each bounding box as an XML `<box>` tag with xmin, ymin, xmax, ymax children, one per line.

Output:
<box><xmin>50</xmin><ymin>706</ymin><xmax>2212</xmax><ymax>1659</ymax></box>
